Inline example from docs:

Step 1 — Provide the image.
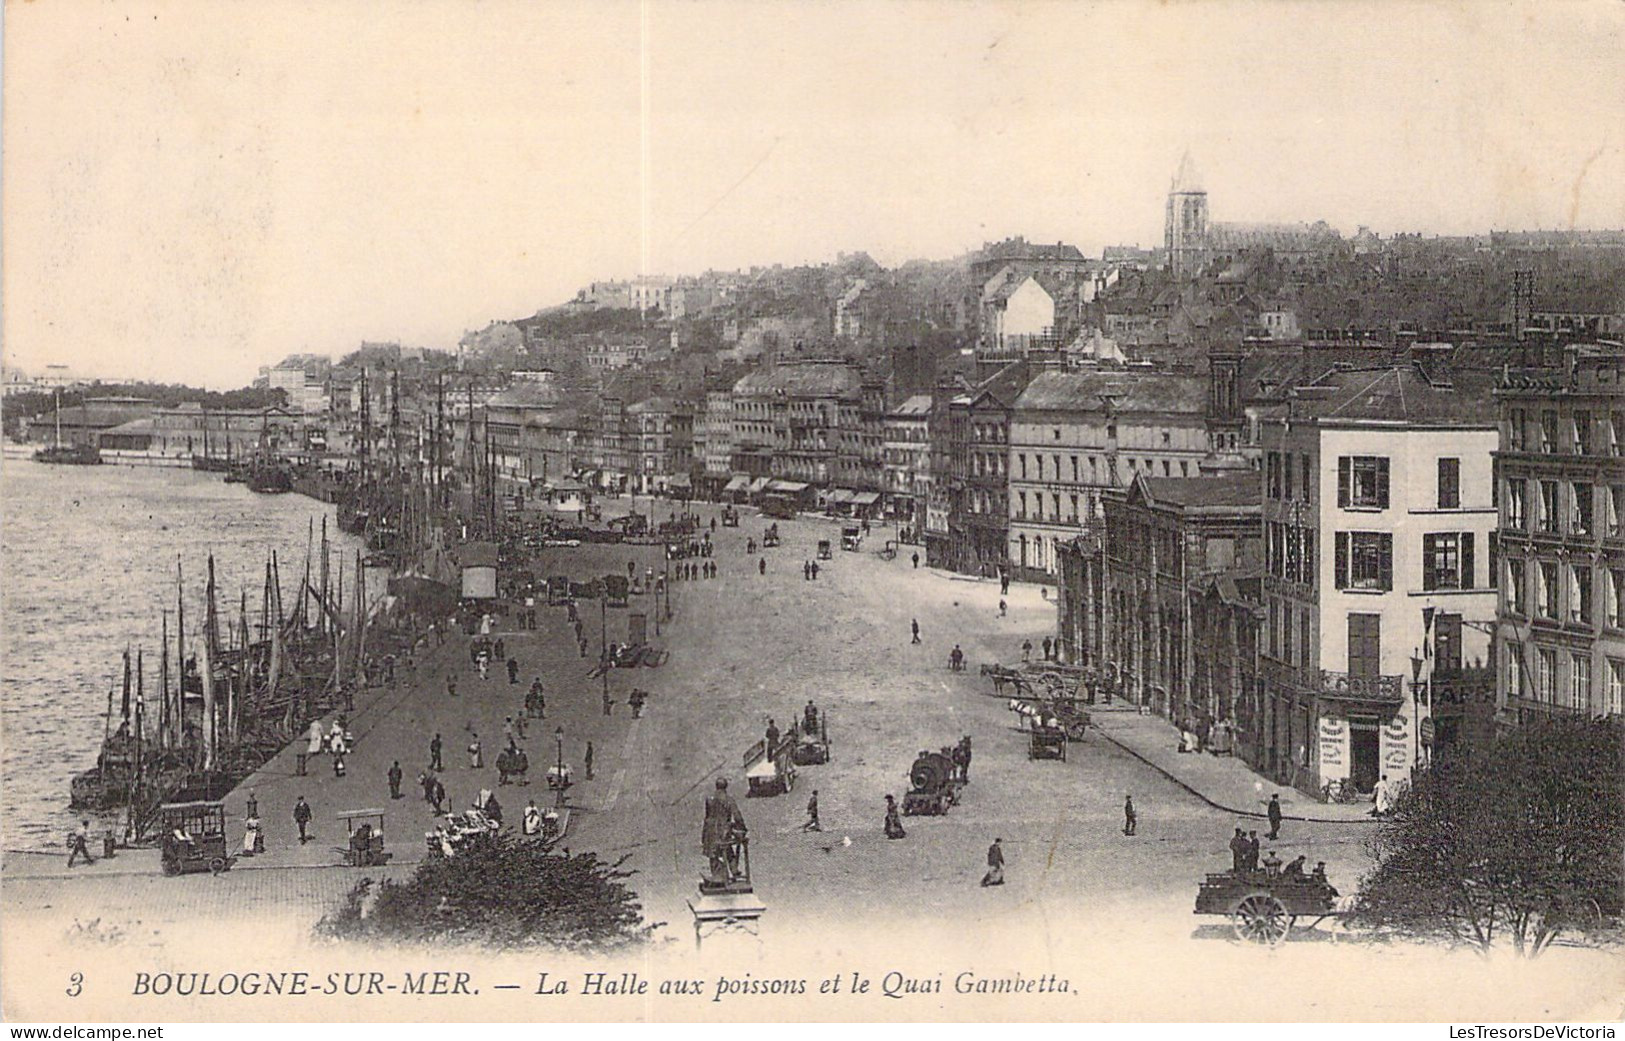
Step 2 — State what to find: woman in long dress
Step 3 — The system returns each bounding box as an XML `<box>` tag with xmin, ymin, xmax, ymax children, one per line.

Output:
<box><xmin>307</xmin><ymin>720</ymin><xmax>324</xmax><ymax>756</ymax></box>
<box><xmin>523</xmin><ymin>800</ymin><xmax>541</xmax><ymax>836</ymax></box>
<box><xmin>241</xmin><ymin>814</ymin><xmax>262</xmax><ymax>856</ymax></box>
<box><xmin>884</xmin><ymin>795</ymin><xmax>906</xmax><ymax>839</ymax></box>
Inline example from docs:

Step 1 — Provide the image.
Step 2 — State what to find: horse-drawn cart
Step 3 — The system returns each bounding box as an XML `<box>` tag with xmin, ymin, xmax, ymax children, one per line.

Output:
<box><xmin>336</xmin><ymin>809</ymin><xmax>392</xmax><ymax>868</ymax></box>
<box><xmin>1194</xmin><ymin>871</ymin><xmax>1341</xmax><ymax>945</ymax></box>
<box><xmin>743</xmin><ymin>737</ymin><xmax>795</xmax><ymax>797</ymax></box>
<box><xmin>791</xmin><ymin>712</ymin><xmax>830</xmax><ymax>765</ymax></box>
<box><xmin>1028</xmin><ymin>722</ymin><xmax>1068</xmax><ymax>761</ymax></box>
<box><xmin>158</xmin><ymin>801</ymin><xmax>234</xmax><ymax>876</ymax></box>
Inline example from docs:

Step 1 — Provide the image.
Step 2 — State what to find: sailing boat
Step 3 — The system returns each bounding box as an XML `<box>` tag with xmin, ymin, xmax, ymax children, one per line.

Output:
<box><xmin>34</xmin><ymin>390</ymin><xmax>103</xmax><ymax>465</ymax></box>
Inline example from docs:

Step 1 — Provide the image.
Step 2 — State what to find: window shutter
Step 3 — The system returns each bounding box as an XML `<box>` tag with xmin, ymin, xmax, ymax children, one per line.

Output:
<box><xmin>1335</xmin><ymin>531</ymin><xmax>1349</xmax><ymax>589</ymax></box>
<box><xmin>1304</xmin><ymin>530</ymin><xmax>1316</xmax><ymax>586</ymax></box>
<box><xmin>1423</xmin><ymin>534</ymin><xmax>1438</xmax><ymax>590</ymax></box>
<box><xmin>1337</xmin><ymin>457</ymin><xmax>1350</xmax><ymax>508</ymax></box>
<box><xmin>1461</xmin><ymin>532</ymin><xmax>1474</xmax><ymax>590</ymax></box>
<box><xmin>1376</xmin><ymin>458</ymin><xmax>1390</xmax><ymax>509</ymax></box>
<box><xmin>1378</xmin><ymin>533</ymin><xmax>1393</xmax><ymax>591</ymax></box>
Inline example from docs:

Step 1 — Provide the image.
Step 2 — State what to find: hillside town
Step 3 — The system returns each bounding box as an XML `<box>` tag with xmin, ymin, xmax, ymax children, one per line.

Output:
<box><xmin>8</xmin><ymin>154</ymin><xmax>1625</xmax><ymax>811</ymax></box>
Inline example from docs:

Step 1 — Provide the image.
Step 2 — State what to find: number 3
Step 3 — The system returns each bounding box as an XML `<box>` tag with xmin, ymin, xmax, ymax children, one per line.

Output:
<box><xmin>66</xmin><ymin>973</ymin><xmax>83</xmax><ymax>997</ymax></box>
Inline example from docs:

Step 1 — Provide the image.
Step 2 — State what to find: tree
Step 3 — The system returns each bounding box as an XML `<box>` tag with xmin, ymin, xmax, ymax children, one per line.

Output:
<box><xmin>318</xmin><ymin>832</ymin><xmax>659</xmax><ymax>951</ymax></box>
<box><xmin>1354</xmin><ymin>716</ymin><xmax>1624</xmax><ymax>955</ymax></box>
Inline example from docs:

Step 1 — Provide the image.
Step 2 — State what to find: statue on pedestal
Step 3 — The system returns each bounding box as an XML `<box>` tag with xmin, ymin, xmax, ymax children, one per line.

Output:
<box><xmin>701</xmin><ymin>777</ymin><xmax>748</xmax><ymax>891</ymax></box>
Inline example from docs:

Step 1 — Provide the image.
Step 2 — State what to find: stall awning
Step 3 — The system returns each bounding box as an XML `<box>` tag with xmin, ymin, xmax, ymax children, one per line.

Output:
<box><xmin>850</xmin><ymin>491</ymin><xmax>880</xmax><ymax>505</ymax></box>
<box><xmin>826</xmin><ymin>489</ymin><xmax>854</xmax><ymax>504</ymax></box>
<box><xmin>723</xmin><ymin>475</ymin><xmax>749</xmax><ymax>492</ymax></box>
<box><xmin>748</xmin><ymin>477</ymin><xmax>771</xmax><ymax>493</ymax></box>
<box><xmin>770</xmin><ymin>480</ymin><xmax>809</xmax><ymax>493</ymax></box>
<box><xmin>669</xmin><ymin>473</ymin><xmax>691</xmax><ymax>488</ymax></box>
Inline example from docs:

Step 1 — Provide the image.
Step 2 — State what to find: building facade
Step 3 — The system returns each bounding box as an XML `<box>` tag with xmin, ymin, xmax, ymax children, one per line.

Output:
<box><xmin>1256</xmin><ymin>366</ymin><xmax>1497</xmax><ymax>798</ymax></box>
<box><xmin>1494</xmin><ymin>345</ymin><xmax>1625</xmax><ymax>729</ymax></box>
<box><xmin>1008</xmin><ymin>370</ymin><xmax>1209</xmax><ymax>580</ymax></box>
<box><xmin>883</xmin><ymin>395</ymin><xmax>932</xmax><ymax>530</ymax></box>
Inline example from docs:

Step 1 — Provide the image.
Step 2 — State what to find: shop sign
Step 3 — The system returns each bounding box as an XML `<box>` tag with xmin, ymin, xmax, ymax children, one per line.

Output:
<box><xmin>1318</xmin><ymin>717</ymin><xmax>1349</xmax><ymax>779</ymax></box>
<box><xmin>1382</xmin><ymin>715</ymin><xmax>1412</xmax><ymax>774</ymax></box>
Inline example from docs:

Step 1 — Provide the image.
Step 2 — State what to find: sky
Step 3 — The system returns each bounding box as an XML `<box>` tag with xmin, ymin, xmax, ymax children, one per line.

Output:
<box><xmin>5</xmin><ymin>0</ymin><xmax>1623</xmax><ymax>388</ymax></box>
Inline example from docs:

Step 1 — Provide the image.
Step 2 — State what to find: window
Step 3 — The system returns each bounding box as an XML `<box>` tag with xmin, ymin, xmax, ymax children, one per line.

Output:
<box><xmin>1337</xmin><ymin>456</ymin><xmax>1390</xmax><ymax>509</ymax></box>
<box><xmin>1069</xmin><ymin>494</ymin><xmax>1078</xmax><ymax>523</ymax></box>
<box><xmin>1507</xmin><ymin>559</ymin><xmax>1527</xmax><ymax>615</ymax></box>
<box><xmin>1509</xmin><ymin>408</ymin><xmax>1527</xmax><ymax>451</ymax></box>
<box><xmin>1612</xmin><ymin>412</ymin><xmax>1624</xmax><ymax>456</ymax></box>
<box><xmin>1052</xmin><ymin>493</ymin><xmax>1061</xmax><ymax>521</ymax></box>
<box><xmin>1282</xmin><ymin>600</ymin><xmax>1294</xmax><ymax>664</ymax></box>
<box><xmin>1536</xmin><ymin>647</ymin><xmax>1556</xmax><ymax>703</ymax></box>
<box><xmin>1538</xmin><ymin>480</ymin><xmax>1560</xmax><ymax>533</ymax></box>
<box><xmin>1505</xmin><ymin>644</ymin><xmax>1525</xmax><ymax>700</ymax></box>
<box><xmin>1610</xmin><ymin>570</ymin><xmax>1625</xmax><ymax>629</ymax></box>
<box><xmin>1035</xmin><ymin>455</ymin><xmax>1043</xmax><ymax>481</ymax></box>
<box><xmin>1541</xmin><ymin>410</ymin><xmax>1559</xmax><ymax>452</ymax></box>
<box><xmin>1571</xmin><ymin>565</ymin><xmax>1593</xmax><ymax>625</ymax></box>
<box><xmin>1435</xmin><ymin>613</ymin><xmax>1462</xmax><ymax>673</ymax></box>
<box><xmin>1303</xmin><ymin>529</ymin><xmax>1316</xmax><ymax>586</ymax></box>
<box><xmin>1347</xmin><ymin>613</ymin><xmax>1381</xmax><ymax>678</ymax></box>
<box><xmin>1268</xmin><ymin>600</ymin><xmax>1279</xmax><ymax>658</ymax></box>
<box><xmin>1609</xmin><ymin>660</ymin><xmax>1625</xmax><ymax>716</ymax></box>
<box><xmin>1301</xmin><ymin>454</ymin><xmax>1312</xmax><ymax>500</ymax></box>
<box><xmin>1539</xmin><ymin>561</ymin><xmax>1560</xmax><ymax>619</ymax></box>
<box><xmin>1285</xmin><ymin>525</ymin><xmax>1300</xmax><ymax>581</ymax></box>
<box><xmin>1437</xmin><ymin>458</ymin><xmax>1460</xmax><ymax>509</ymax></box>
<box><xmin>1018</xmin><ymin>491</ymin><xmax>1027</xmax><ymax>520</ymax></box>
<box><xmin>1571</xmin><ymin>654</ymin><xmax>1592</xmax><ymax>710</ymax></box>
<box><xmin>1019</xmin><ymin>454</ymin><xmax>1027</xmax><ymax>480</ymax></box>
<box><xmin>1573</xmin><ymin>411</ymin><xmax>1594</xmax><ymax>455</ymax></box>
<box><xmin>1070</xmin><ymin>456</ymin><xmax>1078</xmax><ymax>482</ymax></box>
<box><xmin>1573</xmin><ymin>483</ymin><xmax>1593</xmax><ymax>535</ymax></box>
<box><xmin>1300</xmin><ymin>609</ymin><xmax>1311</xmax><ymax>667</ymax></box>
<box><xmin>1610</xmin><ymin>487</ymin><xmax>1624</xmax><ymax>536</ymax></box>
<box><xmin>1268</xmin><ymin>452</ymin><xmax>1281</xmax><ymax>499</ymax></box>
<box><xmin>1423</xmin><ymin>532</ymin><xmax>1474</xmax><ymax>590</ymax></box>
<box><xmin>1505</xmin><ymin>478</ymin><xmax>1527</xmax><ymax>530</ymax></box>
<box><xmin>1284</xmin><ymin>453</ymin><xmax>1295</xmax><ymax>500</ymax></box>
<box><xmin>1335</xmin><ymin>531</ymin><xmax>1393</xmax><ymax>591</ymax></box>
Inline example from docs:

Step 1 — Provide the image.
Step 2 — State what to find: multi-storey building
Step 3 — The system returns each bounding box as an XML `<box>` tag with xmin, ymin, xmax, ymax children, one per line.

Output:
<box><xmin>883</xmin><ymin>395</ymin><xmax>932</xmax><ymax>531</ymax></box>
<box><xmin>1255</xmin><ymin>364</ymin><xmax>1498</xmax><ymax>798</ymax></box>
<box><xmin>944</xmin><ymin>363</ymin><xmax>1030</xmax><ymax>577</ymax></box>
<box><xmin>1494</xmin><ymin>344</ymin><xmax>1625</xmax><ymax>729</ymax></box>
<box><xmin>729</xmin><ymin>361</ymin><xmax>877</xmax><ymax>500</ymax></box>
<box><xmin>483</xmin><ymin>375</ymin><xmax>562</xmax><ymax>486</ymax></box>
<box><xmin>695</xmin><ymin>388</ymin><xmax>735</xmax><ymax>498</ymax></box>
<box><xmin>625</xmin><ymin>397</ymin><xmax>672</xmax><ymax>494</ymax></box>
<box><xmin>1007</xmin><ymin>370</ymin><xmax>1209</xmax><ymax>580</ymax></box>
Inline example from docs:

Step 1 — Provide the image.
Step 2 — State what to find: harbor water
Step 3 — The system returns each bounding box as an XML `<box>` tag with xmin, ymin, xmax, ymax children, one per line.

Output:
<box><xmin>1</xmin><ymin>460</ymin><xmax>367</xmax><ymax>852</ymax></box>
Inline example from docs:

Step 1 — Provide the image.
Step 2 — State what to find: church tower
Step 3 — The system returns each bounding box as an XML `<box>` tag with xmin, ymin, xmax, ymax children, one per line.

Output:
<box><xmin>1164</xmin><ymin>149</ymin><xmax>1208</xmax><ymax>279</ymax></box>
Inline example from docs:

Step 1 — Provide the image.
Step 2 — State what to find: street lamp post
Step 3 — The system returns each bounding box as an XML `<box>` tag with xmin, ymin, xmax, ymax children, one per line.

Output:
<box><xmin>1410</xmin><ymin>651</ymin><xmax>1426</xmax><ymax>781</ymax></box>
<box><xmin>600</xmin><ymin>596</ymin><xmax>611</xmax><ymax>716</ymax></box>
<box><xmin>554</xmin><ymin>726</ymin><xmax>566</xmax><ymax>808</ymax></box>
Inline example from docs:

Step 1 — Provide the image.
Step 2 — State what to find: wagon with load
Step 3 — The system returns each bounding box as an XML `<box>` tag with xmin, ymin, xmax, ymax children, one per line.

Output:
<box><xmin>1194</xmin><ymin>869</ymin><xmax>1341</xmax><ymax>945</ymax></box>
<box><xmin>902</xmin><ymin>748</ymin><xmax>963</xmax><ymax>816</ymax></box>
<box><xmin>158</xmin><ymin>801</ymin><xmax>234</xmax><ymax>876</ymax></box>
<box><xmin>742</xmin><ymin>736</ymin><xmax>796</xmax><ymax>797</ymax></box>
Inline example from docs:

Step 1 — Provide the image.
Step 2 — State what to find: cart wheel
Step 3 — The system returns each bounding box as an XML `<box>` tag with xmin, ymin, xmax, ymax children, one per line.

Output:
<box><xmin>209</xmin><ymin>857</ymin><xmax>226</xmax><ymax>876</ymax></box>
<box><xmin>1231</xmin><ymin>893</ymin><xmax>1291</xmax><ymax>945</ymax></box>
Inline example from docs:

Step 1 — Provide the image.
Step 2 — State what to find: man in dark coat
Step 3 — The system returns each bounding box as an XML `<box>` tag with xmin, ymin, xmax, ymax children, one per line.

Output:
<box><xmin>1245</xmin><ymin>831</ymin><xmax>1261</xmax><ymax>871</ymax></box>
<box><xmin>387</xmin><ymin>761</ymin><xmax>403</xmax><ymax>800</ymax></box>
<box><xmin>293</xmin><ymin>796</ymin><xmax>313</xmax><ymax>844</ymax></box>
<box><xmin>1266</xmin><ymin>793</ymin><xmax>1283</xmax><ymax>840</ymax></box>
<box><xmin>430</xmin><ymin>733</ymin><xmax>444</xmax><ymax>771</ymax></box>
<box><xmin>1228</xmin><ymin>827</ymin><xmax>1247</xmax><ymax>872</ymax></box>
<box><xmin>765</xmin><ymin>719</ymin><xmax>780</xmax><ymax>757</ymax></box>
<box><xmin>702</xmin><ymin>778</ymin><xmax>747</xmax><ymax>884</ymax></box>
<box><xmin>981</xmin><ymin>838</ymin><xmax>1005</xmax><ymax>886</ymax></box>
<box><xmin>911</xmin><ymin>619</ymin><xmax>921</xmax><ymax>644</ymax></box>
<box><xmin>1122</xmin><ymin>795</ymin><xmax>1137</xmax><ymax>836</ymax></box>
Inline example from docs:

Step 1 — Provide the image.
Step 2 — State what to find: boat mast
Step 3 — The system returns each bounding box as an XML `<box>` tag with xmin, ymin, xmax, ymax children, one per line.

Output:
<box><xmin>159</xmin><ymin>612</ymin><xmax>170</xmax><ymax>749</ymax></box>
<box><xmin>175</xmin><ymin>559</ymin><xmax>186</xmax><ymax>752</ymax></box>
<box><xmin>54</xmin><ymin>390</ymin><xmax>63</xmax><ymax>449</ymax></box>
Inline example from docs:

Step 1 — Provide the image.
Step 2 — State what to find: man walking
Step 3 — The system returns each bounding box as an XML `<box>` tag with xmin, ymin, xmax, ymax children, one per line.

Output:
<box><xmin>1042</xmin><ymin>636</ymin><xmax>1053</xmax><ymax>661</ymax></box>
<box><xmin>1266</xmin><ymin>793</ymin><xmax>1283</xmax><ymax>840</ymax></box>
<box><xmin>430</xmin><ymin>733</ymin><xmax>444</xmax><ymax>771</ymax></box>
<box><xmin>998</xmin><ymin>599</ymin><xmax>1007</xmax><ymax>618</ymax></box>
<box><xmin>293</xmin><ymin>796</ymin><xmax>313</xmax><ymax>844</ymax></box>
<box><xmin>446</xmin><ymin>672</ymin><xmax>458</xmax><ymax>698</ymax></box>
<box><xmin>387</xmin><ymin>760</ymin><xmax>403</xmax><ymax>800</ymax></box>
<box><xmin>980</xmin><ymin>837</ymin><xmax>1005</xmax><ymax>886</ymax></box>
<box><xmin>1122</xmin><ymin>795</ymin><xmax>1137</xmax><ymax>836</ymax></box>
<box><xmin>758</xmin><ymin>558</ymin><xmax>766</xmax><ymax>576</ymax></box>
<box><xmin>584</xmin><ymin>741</ymin><xmax>595</xmax><ymax>780</ymax></box>
<box><xmin>67</xmin><ymin>819</ymin><xmax>95</xmax><ymax>867</ymax></box>
<box><xmin>911</xmin><ymin>619</ymin><xmax>921</xmax><ymax>645</ymax></box>
<box><xmin>1022</xmin><ymin>639</ymin><xmax>1033</xmax><ymax>661</ymax></box>
<box><xmin>801</xmin><ymin>790</ymin><xmax>821</xmax><ymax>832</ymax></box>
<box><xmin>912</xmin><ymin>551</ymin><xmax>919</xmax><ymax>569</ymax></box>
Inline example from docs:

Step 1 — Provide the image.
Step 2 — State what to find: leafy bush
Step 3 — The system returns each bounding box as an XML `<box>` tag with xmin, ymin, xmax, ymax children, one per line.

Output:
<box><xmin>318</xmin><ymin>832</ymin><xmax>659</xmax><ymax>952</ymax></box>
<box><xmin>1354</xmin><ymin>716</ymin><xmax>1623</xmax><ymax>955</ymax></box>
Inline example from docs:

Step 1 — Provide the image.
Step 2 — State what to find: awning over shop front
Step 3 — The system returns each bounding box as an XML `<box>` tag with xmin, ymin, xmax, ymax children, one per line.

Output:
<box><xmin>826</xmin><ymin>489</ymin><xmax>854</xmax><ymax>504</ymax></box>
<box><xmin>669</xmin><ymin>473</ymin><xmax>691</xmax><ymax>488</ymax></box>
<box><xmin>850</xmin><ymin>491</ymin><xmax>881</xmax><ymax>506</ymax></box>
<box><xmin>747</xmin><ymin>477</ymin><xmax>771</xmax><ymax>493</ymax></box>
<box><xmin>723</xmin><ymin>475</ymin><xmax>749</xmax><ymax>492</ymax></box>
<box><xmin>769</xmin><ymin>480</ymin><xmax>809</xmax><ymax>493</ymax></box>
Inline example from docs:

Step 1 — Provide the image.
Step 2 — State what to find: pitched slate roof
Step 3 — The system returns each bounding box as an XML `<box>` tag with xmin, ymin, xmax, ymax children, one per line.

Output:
<box><xmin>1013</xmin><ymin>370</ymin><xmax>1206</xmax><ymax>415</ymax></box>
<box><xmin>1140</xmin><ymin>472</ymin><xmax>1260</xmax><ymax>510</ymax></box>
<box><xmin>1291</xmin><ymin>365</ymin><xmax>1498</xmax><ymax>427</ymax></box>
